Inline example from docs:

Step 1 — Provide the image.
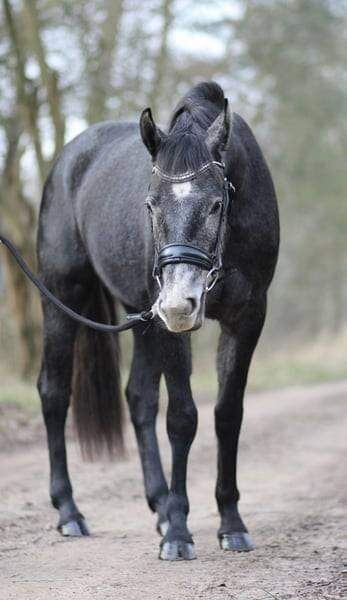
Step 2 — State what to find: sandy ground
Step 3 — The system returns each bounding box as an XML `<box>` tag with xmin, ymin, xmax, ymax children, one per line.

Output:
<box><xmin>0</xmin><ymin>380</ymin><xmax>346</xmax><ymax>600</ymax></box>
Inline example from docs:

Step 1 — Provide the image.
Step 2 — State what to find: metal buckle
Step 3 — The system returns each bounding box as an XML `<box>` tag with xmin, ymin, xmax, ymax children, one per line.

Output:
<box><xmin>206</xmin><ymin>267</ymin><xmax>219</xmax><ymax>292</ymax></box>
<box><xmin>227</xmin><ymin>179</ymin><xmax>235</xmax><ymax>193</ymax></box>
<box><xmin>152</xmin><ymin>262</ymin><xmax>162</xmax><ymax>290</ymax></box>
<box><xmin>126</xmin><ymin>310</ymin><xmax>154</xmax><ymax>322</ymax></box>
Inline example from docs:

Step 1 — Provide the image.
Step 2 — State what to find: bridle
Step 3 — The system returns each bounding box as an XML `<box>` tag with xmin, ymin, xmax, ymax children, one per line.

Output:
<box><xmin>149</xmin><ymin>160</ymin><xmax>235</xmax><ymax>292</ymax></box>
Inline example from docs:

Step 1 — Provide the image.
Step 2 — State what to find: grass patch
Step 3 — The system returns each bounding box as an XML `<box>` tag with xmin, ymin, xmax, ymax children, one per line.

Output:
<box><xmin>192</xmin><ymin>329</ymin><xmax>347</xmax><ymax>396</ymax></box>
<box><xmin>1</xmin><ymin>330</ymin><xmax>346</xmax><ymax>412</ymax></box>
<box><xmin>0</xmin><ymin>380</ymin><xmax>39</xmax><ymax>412</ymax></box>
<box><xmin>249</xmin><ymin>355</ymin><xmax>346</xmax><ymax>391</ymax></box>
<box><xmin>249</xmin><ymin>329</ymin><xmax>347</xmax><ymax>391</ymax></box>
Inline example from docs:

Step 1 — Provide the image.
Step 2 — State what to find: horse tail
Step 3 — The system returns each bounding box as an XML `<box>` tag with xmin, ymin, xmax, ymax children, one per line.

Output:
<box><xmin>71</xmin><ymin>283</ymin><xmax>124</xmax><ymax>460</ymax></box>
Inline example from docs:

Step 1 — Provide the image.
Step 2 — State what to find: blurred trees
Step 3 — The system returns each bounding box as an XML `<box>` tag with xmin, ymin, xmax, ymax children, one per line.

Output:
<box><xmin>234</xmin><ymin>0</ymin><xmax>347</xmax><ymax>339</ymax></box>
<box><xmin>0</xmin><ymin>0</ymin><xmax>346</xmax><ymax>378</ymax></box>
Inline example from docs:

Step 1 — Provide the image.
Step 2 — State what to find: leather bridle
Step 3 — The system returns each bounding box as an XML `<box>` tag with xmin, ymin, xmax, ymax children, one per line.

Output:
<box><xmin>150</xmin><ymin>160</ymin><xmax>235</xmax><ymax>292</ymax></box>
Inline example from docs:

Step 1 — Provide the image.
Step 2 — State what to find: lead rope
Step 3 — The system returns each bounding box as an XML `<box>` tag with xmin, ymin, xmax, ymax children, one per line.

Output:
<box><xmin>0</xmin><ymin>235</ymin><xmax>155</xmax><ymax>333</ymax></box>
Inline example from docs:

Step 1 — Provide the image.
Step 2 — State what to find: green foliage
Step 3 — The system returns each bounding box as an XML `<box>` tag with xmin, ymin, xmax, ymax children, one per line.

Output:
<box><xmin>0</xmin><ymin>379</ymin><xmax>39</xmax><ymax>411</ymax></box>
<box><xmin>235</xmin><ymin>0</ymin><xmax>347</xmax><ymax>339</ymax></box>
<box><xmin>1</xmin><ymin>329</ymin><xmax>346</xmax><ymax>413</ymax></box>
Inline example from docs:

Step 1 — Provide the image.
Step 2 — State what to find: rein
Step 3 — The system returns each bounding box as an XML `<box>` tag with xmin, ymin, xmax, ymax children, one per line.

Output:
<box><xmin>0</xmin><ymin>235</ymin><xmax>153</xmax><ymax>333</ymax></box>
<box><xmin>0</xmin><ymin>161</ymin><xmax>234</xmax><ymax>333</ymax></box>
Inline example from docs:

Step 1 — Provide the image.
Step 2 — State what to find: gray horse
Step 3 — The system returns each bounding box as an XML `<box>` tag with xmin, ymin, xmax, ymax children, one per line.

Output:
<box><xmin>37</xmin><ymin>81</ymin><xmax>279</xmax><ymax>560</ymax></box>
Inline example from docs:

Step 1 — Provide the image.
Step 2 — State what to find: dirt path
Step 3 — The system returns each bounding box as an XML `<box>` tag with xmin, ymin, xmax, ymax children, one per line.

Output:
<box><xmin>0</xmin><ymin>381</ymin><xmax>346</xmax><ymax>600</ymax></box>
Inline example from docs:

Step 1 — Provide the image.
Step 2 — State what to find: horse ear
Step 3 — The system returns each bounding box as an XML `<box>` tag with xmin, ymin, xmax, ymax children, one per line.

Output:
<box><xmin>205</xmin><ymin>99</ymin><xmax>231</xmax><ymax>157</ymax></box>
<box><xmin>140</xmin><ymin>108</ymin><xmax>163</xmax><ymax>157</ymax></box>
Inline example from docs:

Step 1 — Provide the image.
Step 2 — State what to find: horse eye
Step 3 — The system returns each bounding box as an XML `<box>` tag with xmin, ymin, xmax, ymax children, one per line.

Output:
<box><xmin>209</xmin><ymin>200</ymin><xmax>222</xmax><ymax>215</ymax></box>
<box><xmin>145</xmin><ymin>200</ymin><xmax>153</xmax><ymax>214</ymax></box>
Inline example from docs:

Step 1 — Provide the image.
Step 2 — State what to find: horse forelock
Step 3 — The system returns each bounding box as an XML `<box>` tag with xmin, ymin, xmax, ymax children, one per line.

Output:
<box><xmin>157</xmin><ymin>81</ymin><xmax>225</xmax><ymax>175</ymax></box>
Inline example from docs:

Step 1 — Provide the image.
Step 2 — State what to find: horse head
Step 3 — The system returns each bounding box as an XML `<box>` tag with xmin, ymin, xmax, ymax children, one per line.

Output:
<box><xmin>140</xmin><ymin>98</ymin><xmax>231</xmax><ymax>332</ymax></box>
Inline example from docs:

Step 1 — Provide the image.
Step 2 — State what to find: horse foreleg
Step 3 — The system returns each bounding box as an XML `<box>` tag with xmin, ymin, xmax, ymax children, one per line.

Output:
<box><xmin>159</xmin><ymin>332</ymin><xmax>197</xmax><ymax>561</ymax></box>
<box><xmin>215</xmin><ymin>298</ymin><xmax>266</xmax><ymax>552</ymax></box>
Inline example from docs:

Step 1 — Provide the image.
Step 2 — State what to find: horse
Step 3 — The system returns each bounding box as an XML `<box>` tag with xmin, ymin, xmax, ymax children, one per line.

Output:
<box><xmin>37</xmin><ymin>81</ymin><xmax>279</xmax><ymax>560</ymax></box>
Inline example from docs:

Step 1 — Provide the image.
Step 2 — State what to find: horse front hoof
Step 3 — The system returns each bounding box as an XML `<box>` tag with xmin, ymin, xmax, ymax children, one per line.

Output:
<box><xmin>219</xmin><ymin>532</ymin><xmax>254</xmax><ymax>552</ymax></box>
<box><xmin>59</xmin><ymin>517</ymin><xmax>90</xmax><ymax>537</ymax></box>
<box><xmin>159</xmin><ymin>540</ymin><xmax>196</xmax><ymax>561</ymax></box>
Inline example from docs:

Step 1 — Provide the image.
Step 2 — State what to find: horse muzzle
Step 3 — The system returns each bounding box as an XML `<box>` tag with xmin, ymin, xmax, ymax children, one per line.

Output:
<box><xmin>156</xmin><ymin>264</ymin><xmax>206</xmax><ymax>332</ymax></box>
<box><xmin>158</xmin><ymin>296</ymin><xmax>203</xmax><ymax>332</ymax></box>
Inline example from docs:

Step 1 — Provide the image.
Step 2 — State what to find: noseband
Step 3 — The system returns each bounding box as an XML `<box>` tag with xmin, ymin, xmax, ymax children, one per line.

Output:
<box><xmin>150</xmin><ymin>160</ymin><xmax>235</xmax><ymax>292</ymax></box>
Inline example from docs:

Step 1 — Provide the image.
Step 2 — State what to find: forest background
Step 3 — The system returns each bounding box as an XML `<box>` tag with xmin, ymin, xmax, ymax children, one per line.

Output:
<box><xmin>0</xmin><ymin>0</ymin><xmax>346</xmax><ymax>406</ymax></box>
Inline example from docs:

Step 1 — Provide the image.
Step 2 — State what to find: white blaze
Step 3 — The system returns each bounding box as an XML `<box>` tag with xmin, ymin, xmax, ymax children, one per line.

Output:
<box><xmin>172</xmin><ymin>181</ymin><xmax>192</xmax><ymax>200</ymax></box>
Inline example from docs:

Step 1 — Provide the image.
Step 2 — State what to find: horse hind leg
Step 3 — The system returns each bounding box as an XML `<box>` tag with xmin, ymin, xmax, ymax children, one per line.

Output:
<box><xmin>38</xmin><ymin>283</ymin><xmax>90</xmax><ymax>536</ymax></box>
<box><xmin>125</xmin><ymin>326</ymin><xmax>169</xmax><ymax>536</ymax></box>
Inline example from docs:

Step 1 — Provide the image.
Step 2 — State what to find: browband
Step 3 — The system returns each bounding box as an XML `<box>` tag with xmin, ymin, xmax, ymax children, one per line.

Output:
<box><xmin>151</xmin><ymin>160</ymin><xmax>225</xmax><ymax>183</ymax></box>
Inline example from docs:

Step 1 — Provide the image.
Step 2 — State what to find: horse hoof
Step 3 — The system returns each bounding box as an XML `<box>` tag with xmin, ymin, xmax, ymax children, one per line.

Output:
<box><xmin>157</xmin><ymin>520</ymin><xmax>169</xmax><ymax>537</ymax></box>
<box><xmin>59</xmin><ymin>517</ymin><xmax>90</xmax><ymax>537</ymax></box>
<box><xmin>159</xmin><ymin>540</ymin><xmax>196</xmax><ymax>561</ymax></box>
<box><xmin>219</xmin><ymin>532</ymin><xmax>254</xmax><ymax>552</ymax></box>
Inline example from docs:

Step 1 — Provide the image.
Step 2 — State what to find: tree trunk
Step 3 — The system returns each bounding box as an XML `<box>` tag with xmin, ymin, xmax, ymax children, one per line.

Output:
<box><xmin>0</xmin><ymin>117</ymin><xmax>41</xmax><ymax>379</ymax></box>
<box><xmin>330</xmin><ymin>245</ymin><xmax>346</xmax><ymax>335</ymax></box>
<box><xmin>148</xmin><ymin>0</ymin><xmax>173</xmax><ymax>116</ymax></box>
<box><xmin>3</xmin><ymin>0</ymin><xmax>47</xmax><ymax>184</ymax></box>
<box><xmin>22</xmin><ymin>0</ymin><xmax>65</xmax><ymax>157</ymax></box>
<box><xmin>2</xmin><ymin>250</ymin><xmax>40</xmax><ymax>379</ymax></box>
<box><xmin>87</xmin><ymin>0</ymin><xmax>124</xmax><ymax>124</ymax></box>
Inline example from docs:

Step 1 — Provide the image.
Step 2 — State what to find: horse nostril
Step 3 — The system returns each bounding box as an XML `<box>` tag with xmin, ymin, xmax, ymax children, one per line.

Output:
<box><xmin>159</xmin><ymin>296</ymin><xmax>197</xmax><ymax>318</ymax></box>
<box><xmin>186</xmin><ymin>297</ymin><xmax>196</xmax><ymax>314</ymax></box>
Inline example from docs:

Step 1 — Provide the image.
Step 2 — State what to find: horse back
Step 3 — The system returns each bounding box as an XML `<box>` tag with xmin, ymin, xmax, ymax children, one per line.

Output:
<box><xmin>37</xmin><ymin>121</ymin><xmax>151</xmax><ymax>307</ymax></box>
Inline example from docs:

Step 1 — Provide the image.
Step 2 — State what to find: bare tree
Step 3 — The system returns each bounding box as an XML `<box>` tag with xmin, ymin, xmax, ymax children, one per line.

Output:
<box><xmin>87</xmin><ymin>0</ymin><xmax>124</xmax><ymax>123</ymax></box>
<box><xmin>22</xmin><ymin>0</ymin><xmax>66</xmax><ymax>157</ymax></box>
<box><xmin>1</xmin><ymin>0</ymin><xmax>65</xmax><ymax>377</ymax></box>
<box><xmin>148</xmin><ymin>0</ymin><xmax>173</xmax><ymax>115</ymax></box>
<box><xmin>0</xmin><ymin>116</ymin><xmax>40</xmax><ymax>377</ymax></box>
<box><xmin>3</xmin><ymin>0</ymin><xmax>46</xmax><ymax>183</ymax></box>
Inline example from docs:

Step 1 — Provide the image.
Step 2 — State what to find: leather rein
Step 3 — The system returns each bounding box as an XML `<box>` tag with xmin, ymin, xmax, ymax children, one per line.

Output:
<box><xmin>0</xmin><ymin>161</ymin><xmax>234</xmax><ymax>333</ymax></box>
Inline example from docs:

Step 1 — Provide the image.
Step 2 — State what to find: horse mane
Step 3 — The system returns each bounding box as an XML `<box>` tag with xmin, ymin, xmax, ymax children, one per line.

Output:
<box><xmin>158</xmin><ymin>81</ymin><xmax>225</xmax><ymax>174</ymax></box>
